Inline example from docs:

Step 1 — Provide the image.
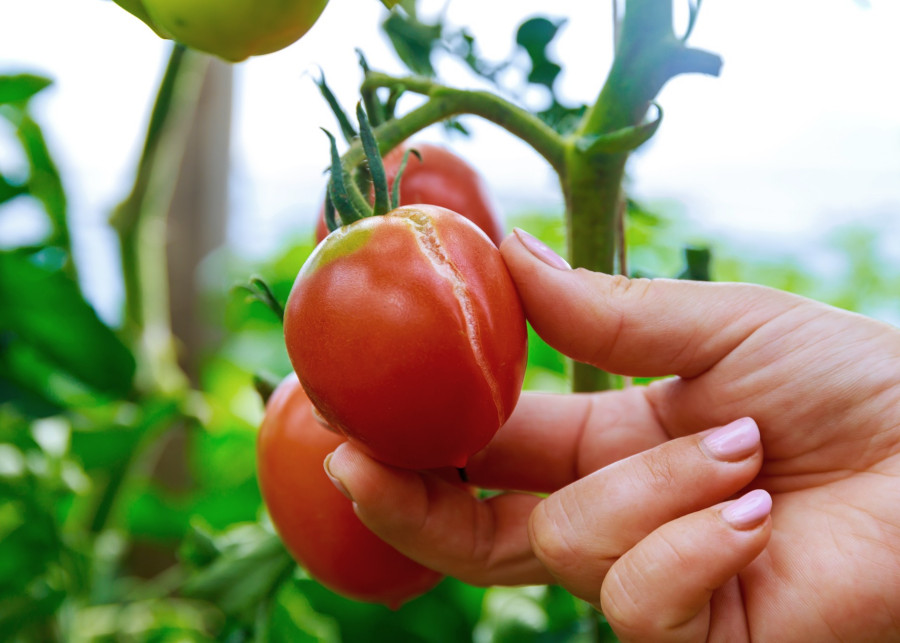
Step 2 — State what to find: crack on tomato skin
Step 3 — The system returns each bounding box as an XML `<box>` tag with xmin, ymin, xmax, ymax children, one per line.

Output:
<box><xmin>395</xmin><ymin>209</ymin><xmax>505</xmax><ymax>434</ymax></box>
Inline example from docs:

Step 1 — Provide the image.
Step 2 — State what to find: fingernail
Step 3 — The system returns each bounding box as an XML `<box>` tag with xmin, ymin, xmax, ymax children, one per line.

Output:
<box><xmin>513</xmin><ymin>228</ymin><xmax>571</xmax><ymax>270</ymax></box>
<box><xmin>701</xmin><ymin>417</ymin><xmax>760</xmax><ymax>462</ymax></box>
<box><xmin>323</xmin><ymin>452</ymin><xmax>353</xmax><ymax>501</ymax></box>
<box><xmin>722</xmin><ymin>489</ymin><xmax>772</xmax><ymax>530</ymax></box>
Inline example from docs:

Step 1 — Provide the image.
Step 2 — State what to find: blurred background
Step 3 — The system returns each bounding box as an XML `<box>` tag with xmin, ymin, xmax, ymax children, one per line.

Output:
<box><xmin>3</xmin><ymin>0</ymin><xmax>899</xmax><ymax>324</ymax></box>
<box><xmin>1</xmin><ymin>0</ymin><xmax>898</xmax><ymax>641</ymax></box>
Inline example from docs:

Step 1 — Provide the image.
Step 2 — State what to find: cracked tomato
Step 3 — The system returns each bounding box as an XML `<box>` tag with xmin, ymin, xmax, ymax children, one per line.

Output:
<box><xmin>287</xmin><ymin>204</ymin><xmax>527</xmax><ymax>470</ymax></box>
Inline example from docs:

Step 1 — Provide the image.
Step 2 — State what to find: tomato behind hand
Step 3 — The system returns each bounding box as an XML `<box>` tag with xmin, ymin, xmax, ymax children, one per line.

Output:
<box><xmin>288</xmin><ymin>204</ymin><xmax>527</xmax><ymax>470</ymax></box>
<box><xmin>316</xmin><ymin>143</ymin><xmax>505</xmax><ymax>246</ymax></box>
<box><xmin>257</xmin><ymin>373</ymin><xmax>442</xmax><ymax>608</ymax></box>
<box><xmin>138</xmin><ymin>0</ymin><xmax>329</xmax><ymax>62</ymax></box>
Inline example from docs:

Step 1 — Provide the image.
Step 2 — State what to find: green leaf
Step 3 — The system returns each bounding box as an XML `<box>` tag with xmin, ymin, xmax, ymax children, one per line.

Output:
<box><xmin>295</xmin><ymin>577</ymin><xmax>484</xmax><ymax>643</ymax></box>
<box><xmin>14</xmin><ymin>114</ymin><xmax>68</xmax><ymax>247</ymax></box>
<box><xmin>0</xmin><ymin>105</ymin><xmax>69</xmax><ymax>252</ymax></box>
<box><xmin>0</xmin><ymin>74</ymin><xmax>52</xmax><ymax>106</ymax></box>
<box><xmin>537</xmin><ymin>101</ymin><xmax>587</xmax><ymax>136</ymax></box>
<box><xmin>677</xmin><ymin>247</ymin><xmax>712</xmax><ymax>281</ymax></box>
<box><xmin>0</xmin><ymin>251</ymin><xmax>136</xmax><ymax>400</ymax></box>
<box><xmin>576</xmin><ymin>104</ymin><xmax>663</xmax><ymax>155</ymax></box>
<box><xmin>0</xmin><ymin>172</ymin><xmax>28</xmax><ymax>206</ymax></box>
<box><xmin>515</xmin><ymin>17</ymin><xmax>566</xmax><ymax>90</ymax></box>
<box><xmin>181</xmin><ymin>524</ymin><xmax>293</xmax><ymax>615</ymax></box>
<box><xmin>381</xmin><ymin>10</ymin><xmax>443</xmax><ymax>77</ymax></box>
<box><xmin>233</xmin><ymin>276</ymin><xmax>284</xmax><ymax>323</ymax></box>
<box><xmin>267</xmin><ymin>581</ymin><xmax>341</xmax><ymax>643</ymax></box>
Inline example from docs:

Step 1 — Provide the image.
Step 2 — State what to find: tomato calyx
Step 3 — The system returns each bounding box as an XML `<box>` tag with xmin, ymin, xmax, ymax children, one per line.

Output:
<box><xmin>322</xmin><ymin>104</ymin><xmax>418</xmax><ymax>234</ymax></box>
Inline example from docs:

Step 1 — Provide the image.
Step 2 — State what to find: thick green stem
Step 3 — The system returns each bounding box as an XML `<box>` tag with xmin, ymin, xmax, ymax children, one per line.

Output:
<box><xmin>358</xmin><ymin>73</ymin><xmax>567</xmax><ymax>175</ymax></box>
<box><xmin>564</xmin><ymin>148</ymin><xmax>623</xmax><ymax>392</ymax></box>
<box><xmin>564</xmin><ymin>0</ymin><xmax>721</xmax><ymax>392</ymax></box>
<box><xmin>109</xmin><ymin>43</ymin><xmax>207</xmax><ymax>395</ymax></box>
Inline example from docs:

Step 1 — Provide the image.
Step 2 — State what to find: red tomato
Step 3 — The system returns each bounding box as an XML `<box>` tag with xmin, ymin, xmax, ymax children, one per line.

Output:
<box><xmin>287</xmin><ymin>204</ymin><xmax>527</xmax><ymax>470</ymax></box>
<box><xmin>257</xmin><ymin>373</ymin><xmax>442</xmax><ymax>608</ymax></box>
<box><xmin>315</xmin><ymin>143</ymin><xmax>505</xmax><ymax>246</ymax></box>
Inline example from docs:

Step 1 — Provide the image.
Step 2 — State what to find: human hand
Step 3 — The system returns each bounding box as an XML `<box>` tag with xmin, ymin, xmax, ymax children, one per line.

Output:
<box><xmin>324</xmin><ymin>228</ymin><xmax>900</xmax><ymax>642</ymax></box>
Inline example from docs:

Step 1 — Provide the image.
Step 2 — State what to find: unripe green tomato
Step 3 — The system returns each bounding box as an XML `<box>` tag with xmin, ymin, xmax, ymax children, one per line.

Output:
<box><xmin>112</xmin><ymin>0</ymin><xmax>167</xmax><ymax>37</ymax></box>
<box><xmin>141</xmin><ymin>0</ymin><xmax>329</xmax><ymax>62</ymax></box>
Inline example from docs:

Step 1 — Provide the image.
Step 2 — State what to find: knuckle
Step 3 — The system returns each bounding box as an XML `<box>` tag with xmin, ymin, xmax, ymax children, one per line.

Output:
<box><xmin>639</xmin><ymin>446</ymin><xmax>680</xmax><ymax>493</ymax></box>
<box><xmin>528</xmin><ymin>496</ymin><xmax>590</xmax><ymax>575</ymax></box>
<box><xmin>592</xmin><ymin>275</ymin><xmax>655</xmax><ymax>366</ymax></box>
<box><xmin>600</xmin><ymin>563</ymin><xmax>648</xmax><ymax>636</ymax></box>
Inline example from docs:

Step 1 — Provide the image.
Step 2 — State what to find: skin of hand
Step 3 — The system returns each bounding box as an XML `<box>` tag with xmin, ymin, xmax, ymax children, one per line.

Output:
<box><xmin>323</xmin><ymin>227</ymin><xmax>900</xmax><ymax>642</ymax></box>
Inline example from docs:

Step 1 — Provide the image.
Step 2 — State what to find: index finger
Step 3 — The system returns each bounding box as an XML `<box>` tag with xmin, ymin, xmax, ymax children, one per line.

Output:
<box><xmin>501</xmin><ymin>230</ymin><xmax>798</xmax><ymax>379</ymax></box>
<box><xmin>465</xmin><ymin>388</ymin><xmax>668</xmax><ymax>493</ymax></box>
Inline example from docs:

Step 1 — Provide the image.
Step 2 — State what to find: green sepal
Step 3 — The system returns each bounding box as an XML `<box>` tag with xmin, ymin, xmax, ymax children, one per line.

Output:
<box><xmin>390</xmin><ymin>148</ymin><xmax>421</xmax><ymax>209</ymax></box>
<box><xmin>252</xmin><ymin>372</ymin><xmax>282</xmax><ymax>406</ymax></box>
<box><xmin>357</xmin><ymin>49</ymin><xmax>386</xmax><ymax>126</ymax></box>
<box><xmin>0</xmin><ymin>74</ymin><xmax>52</xmax><ymax>106</ymax></box>
<box><xmin>324</xmin><ymin>193</ymin><xmax>339</xmax><ymax>233</ymax></box>
<box><xmin>322</xmin><ymin>128</ymin><xmax>366</xmax><ymax>224</ymax></box>
<box><xmin>316</xmin><ymin>70</ymin><xmax>357</xmax><ymax>144</ymax></box>
<box><xmin>355</xmin><ymin>104</ymin><xmax>391</xmax><ymax>216</ymax></box>
<box><xmin>576</xmin><ymin>104</ymin><xmax>663</xmax><ymax>155</ymax></box>
<box><xmin>234</xmin><ymin>276</ymin><xmax>284</xmax><ymax>322</ymax></box>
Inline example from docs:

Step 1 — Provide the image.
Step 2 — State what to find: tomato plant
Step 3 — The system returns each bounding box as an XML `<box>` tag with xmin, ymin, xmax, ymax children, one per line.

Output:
<box><xmin>286</xmin><ymin>203</ymin><xmax>527</xmax><ymax>470</ymax></box>
<box><xmin>115</xmin><ymin>0</ymin><xmax>329</xmax><ymax>62</ymax></box>
<box><xmin>257</xmin><ymin>373</ymin><xmax>442</xmax><ymax>608</ymax></box>
<box><xmin>316</xmin><ymin>142</ymin><xmax>505</xmax><ymax>246</ymax></box>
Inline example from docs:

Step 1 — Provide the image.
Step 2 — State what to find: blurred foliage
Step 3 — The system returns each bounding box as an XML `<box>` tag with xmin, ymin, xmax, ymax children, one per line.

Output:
<box><xmin>380</xmin><ymin>5</ymin><xmax>587</xmax><ymax>135</ymax></box>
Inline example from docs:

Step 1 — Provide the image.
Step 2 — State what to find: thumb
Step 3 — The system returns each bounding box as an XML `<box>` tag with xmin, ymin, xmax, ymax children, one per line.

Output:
<box><xmin>500</xmin><ymin>228</ymin><xmax>804</xmax><ymax>378</ymax></box>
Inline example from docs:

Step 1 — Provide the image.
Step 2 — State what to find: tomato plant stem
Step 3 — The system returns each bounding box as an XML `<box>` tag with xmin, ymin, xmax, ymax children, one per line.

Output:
<box><xmin>359</xmin><ymin>73</ymin><xmax>567</xmax><ymax>175</ymax></box>
<box><xmin>564</xmin><ymin>0</ymin><xmax>721</xmax><ymax>392</ymax></box>
<box><xmin>109</xmin><ymin>43</ymin><xmax>207</xmax><ymax>394</ymax></box>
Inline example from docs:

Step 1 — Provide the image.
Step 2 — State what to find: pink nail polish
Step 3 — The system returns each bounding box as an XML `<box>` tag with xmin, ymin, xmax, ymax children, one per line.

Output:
<box><xmin>701</xmin><ymin>417</ymin><xmax>760</xmax><ymax>462</ymax></box>
<box><xmin>722</xmin><ymin>489</ymin><xmax>772</xmax><ymax>529</ymax></box>
<box><xmin>513</xmin><ymin>228</ymin><xmax>571</xmax><ymax>270</ymax></box>
<box><xmin>323</xmin><ymin>453</ymin><xmax>353</xmax><ymax>501</ymax></box>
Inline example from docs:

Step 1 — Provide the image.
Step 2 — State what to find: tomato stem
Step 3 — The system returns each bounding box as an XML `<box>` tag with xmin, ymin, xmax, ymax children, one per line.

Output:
<box><xmin>564</xmin><ymin>0</ymin><xmax>721</xmax><ymax>392</ymax></box>
<box><xmin>356</xmin><ymin>73</ymin><xmax>568</xmax><ymax>176</ymax></box>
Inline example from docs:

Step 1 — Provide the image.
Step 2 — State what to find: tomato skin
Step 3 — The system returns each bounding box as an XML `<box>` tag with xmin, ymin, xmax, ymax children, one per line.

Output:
<box><xmin>140</xmin><ymin>0</ymin><xmax>328</xmax><ymax>62</ymax></box>
<box><xmin>288</xmin><ymin>205</ymin><xmax>527</xmax><ymax>470</ymax></box>
<box><xmin>257</xmin><ymin>373</ymin><xmax>442</xmax><ymax>608</ymax></box>
<box><xmin>315</xmin><ymin>143</ymin><xmax>505</xmax><ymax>246</ymax></box>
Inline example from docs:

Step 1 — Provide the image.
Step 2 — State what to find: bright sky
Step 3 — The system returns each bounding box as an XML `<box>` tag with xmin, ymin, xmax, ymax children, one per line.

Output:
<box><xmin>1</xmin><ymin>0</ymin><xmax>899</xmax><ymax>322</ymax></box>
